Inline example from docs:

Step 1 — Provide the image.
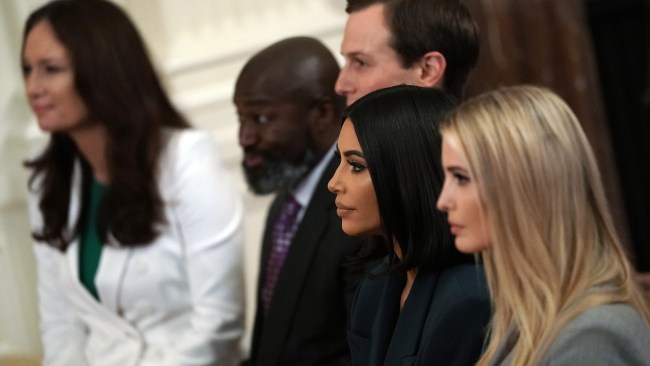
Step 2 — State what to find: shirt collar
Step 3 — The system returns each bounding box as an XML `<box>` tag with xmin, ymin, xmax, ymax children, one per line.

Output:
<box><xmin>292</xmin><ymin>143</ymin><xmax>336</xmax><ymax>210</ymax></box>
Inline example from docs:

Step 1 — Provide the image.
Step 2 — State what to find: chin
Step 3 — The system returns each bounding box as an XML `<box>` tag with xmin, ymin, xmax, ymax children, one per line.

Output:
<box><xmin>454</xmin><ymin>238</ymin><xmax>483</xmax><ymax>254</ymax></box>
<box><xmin>341</xmin><ymin>223</ymin><xmax>369</xmax><ymax>237</ymax></box>
<box><xmin>341</xmin><ymin>226</ymin><xmax>363</xmax><ymax>237</ymax></box>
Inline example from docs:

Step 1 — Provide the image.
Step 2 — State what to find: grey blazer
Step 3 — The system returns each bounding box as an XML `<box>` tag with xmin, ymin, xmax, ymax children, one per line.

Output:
<box><xmin>492</xmin><ymin>303</ymin><xmax>650</xmax><ymax>365</ymax></box>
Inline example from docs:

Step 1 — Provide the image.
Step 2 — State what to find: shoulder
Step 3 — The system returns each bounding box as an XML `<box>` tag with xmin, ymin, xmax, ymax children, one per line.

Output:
<box><xmin>157</xmin><ymin>128</ymin><xmax>238</xmax><ymax>203</ymax></box>
<box><xmin>556</xmin><ymin>303</ymin><xmax>649</xmax><ymax>341</ymax></box>
<box><xmin>352</xmin><ymin>261</ymin><xmax>394</xmax><ymax>307</ymax></box>
<box><xmin>545</xmin><ymin>303</ymin><xmax>650</xmax><ymax>365</ymax></box>
<box><xmin>413</xmin><ymin>264</ymin><xmax>491</xmax><ymax>365</ymax></box>
<box><xmin>162</xmin><ymin>128</ymin><xmax>221</xmax><ymax>159</ymax></box>
<box><xmin>436</xmin><ymin>263</ymin><xmax>490</xmax><ymax>302</ymax></box>
<box><xmin>158</xmin><ymin>128</ymin><xmax>225</xmax><ymax>178</ymax></box>
<box><xmin>359</xmin><ymin>261</ymin><xmax>392</xmax><ymax>288</ymax></box>
<box><xmin>422</xmin><ymin>263</ymin><xmax>491</xmax><ymax>331</ymax></box>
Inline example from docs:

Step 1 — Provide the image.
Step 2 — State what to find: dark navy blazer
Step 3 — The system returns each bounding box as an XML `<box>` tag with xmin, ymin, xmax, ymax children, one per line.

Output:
<box><xmin>348</xmin><ymin>263</ymin><xmax>491</xmax><ymax>366</ymax></box>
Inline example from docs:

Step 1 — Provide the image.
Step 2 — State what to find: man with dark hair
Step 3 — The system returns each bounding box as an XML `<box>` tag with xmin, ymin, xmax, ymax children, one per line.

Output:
<box><xmin>336</xmin><ymin>0</ymin><xmax>479</xmax><ymax>105</ymax></box>
<box><xmin>234</xmin><ymin>37</ymin><xmax>364</xmax><ymax>366</ymax></box>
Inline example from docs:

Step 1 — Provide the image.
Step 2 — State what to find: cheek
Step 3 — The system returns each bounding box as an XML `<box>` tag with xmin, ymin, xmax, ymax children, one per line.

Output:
<box><xmin>372</xmin><ymin>67</ymin><xmax>416</xmax><ymax>89</ymax></box>
<box><xmin>366</xmin><ymin>74</ymin><xmax>394</xmax><ymax>91</ymax></box>
<box><xmin>62</xmin><ymin>81</ymin><xmax>87</xmax><ymax>113</ymax></box>
<box><xmin>258</xmin><ymin>126</ymin><xmax>299</xmax><ymax>154</ymax></box>
<box><xmin>479</xmin><ymin>219</ymin><xmax>492</xmax><ymax>249</ymax></box>
<box><xmin>261</xmin><ymin>128</ymin><xmax>288</xmax><ymax>146</ymax></box>
<box><xmin>354</xmin><ymin>68</ymin><xmax>388</xmax><ymax>90</ymax></box>
<box><xmin>361</xmin><ymin>182</ymin><xmax>381</xmax><ymax>229</ymax></box>
<box><xmin>69</xmin><ymin>98</ymin><xmax>90</xmax><ymax>122</ymax></box>
<box><xmin>268</xmin><ymin>119</ymin><xmax>309</xmax><ymax>146</ymax></box>
<box><xmin>470</xmin><ymin>201</ymin><xmax>490</xmax><ymax>251</ymax></box>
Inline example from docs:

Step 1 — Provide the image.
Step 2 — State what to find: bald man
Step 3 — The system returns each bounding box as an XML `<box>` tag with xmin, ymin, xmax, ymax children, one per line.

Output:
<box><xmin>234</xmin><ymin>37</ymin><xmax>364</xmax><ymax>366</ymax></box>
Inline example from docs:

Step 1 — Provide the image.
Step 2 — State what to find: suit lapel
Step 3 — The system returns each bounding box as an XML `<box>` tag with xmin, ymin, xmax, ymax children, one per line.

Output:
<box><xmin>95</xmin><ymin>236</ymin><xmax>132</xmax><ymax>313</ymax></box>
<box><xmin>65</xmin><ymin>161</ymin><xmax>133</xmax><ymax>319</ymax></box>
<box><xmin>257</xmin><ymin>157</ymin><xmax>338</xmax><ymax>364</ymax></box>
<box><xmin>259</xmin><ymin>192</ymin><xmax>285</xmax><ymax>283</ymax></box>
<box><xmin>64</xmin><ymin>163</ymin><xmax>98</xmax><ymax>306</ymax></box>
<box><xmin>383</xmin><ymin>270</ymin><xmax>440</xmax><ymax>364</ymax></box>
<box><xmin>369</xmin><ymin>274</ymin><xmax>404</xmax><ymax>366</ymax></box>
<box><xmin>250</xmin><ymin>192</ymin><xmax>283</xmax><ymax>360</ymax></box>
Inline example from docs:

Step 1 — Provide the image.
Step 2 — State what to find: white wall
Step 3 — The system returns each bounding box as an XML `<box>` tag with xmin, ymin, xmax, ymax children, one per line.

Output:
<box><xmin>0</xmin><ymin>0</ymin><xmax>346</xmax><ymax>359</ymax></box>
<box><xmin>0</xmin><ymin>0</ymin><xmax>49</xmax><ymax>357</ymax></box>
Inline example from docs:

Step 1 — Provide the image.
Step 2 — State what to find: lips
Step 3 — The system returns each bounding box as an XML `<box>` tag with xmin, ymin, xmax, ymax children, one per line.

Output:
<box><xmin>31</xmin><ymin>104</ymin><xmax>51</xmax><ymax>117</ymax></box>
<box><xmin>448</xmin><ymin>222</ymin><xmax>462</xmax><ymax>235</ymax></box>
<box><xmin>335</xmin><ymin>202</ymin><xmax>353</xmax><ymax>217</ymax></box>
<box><xmin>243</xmin><ymin>152</ymin><xmax>265</xmax><ymax>169</ymax></box>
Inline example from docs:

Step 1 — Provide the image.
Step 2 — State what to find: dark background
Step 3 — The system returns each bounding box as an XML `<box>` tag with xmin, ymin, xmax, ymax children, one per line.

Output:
<box><xmin>464</xmin><ymin>0</ymin><xmax>649</xmax><ymax>271</ymax></box>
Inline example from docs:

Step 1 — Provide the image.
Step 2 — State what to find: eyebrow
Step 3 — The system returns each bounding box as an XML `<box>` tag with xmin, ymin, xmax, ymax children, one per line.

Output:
<box><xmin>445</xmin><ymin>165</ymin><xmax>468</xmax><ymax>174</ymax></box>
<box><xmin>343</xmin><ymin>149</ymin><xmax>364</xmax><ymax>158</ymax></box>
<box><xmin>238</xmin><ymin>99</ymin><xmax>274</xmax><ymax>108</ymax></box>
<box><xmin>22</xmin><ymin>57</ymin><xmax>64</xmax><ymax>64</ymax></box>
<box><xmin>341</xmin><ymin>51</ymin><xmax>366</xmax><ymax>59</ymax></box>
<box><xmin>335</xmin><ymin>143</ymin><xmax>365</xmax><ymax>158</ymax></box>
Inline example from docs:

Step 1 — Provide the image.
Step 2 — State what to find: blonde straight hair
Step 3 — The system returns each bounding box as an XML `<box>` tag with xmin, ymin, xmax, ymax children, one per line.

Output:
<box><xmin>441</xmin><ymin>85</ymin><xmax>650</xmax><ymax>366</ymax></box>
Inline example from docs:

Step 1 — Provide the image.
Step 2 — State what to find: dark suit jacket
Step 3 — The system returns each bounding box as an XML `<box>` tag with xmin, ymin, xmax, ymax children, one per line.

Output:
<box><xmin>348</xmin><ymin>263</ymin><xmax>491</xmax><ymax>366</ymax></box>
<box><xmin>248</xmin><ymin>156</ymin><xmax>365</xmax><ymax>366</ymax></box>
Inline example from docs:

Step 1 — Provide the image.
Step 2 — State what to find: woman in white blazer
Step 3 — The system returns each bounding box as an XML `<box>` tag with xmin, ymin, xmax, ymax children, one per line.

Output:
<box><xmin>22</xmin><ymin>1</ymin><xmax>244</xmax><ymax>365</ymax></box>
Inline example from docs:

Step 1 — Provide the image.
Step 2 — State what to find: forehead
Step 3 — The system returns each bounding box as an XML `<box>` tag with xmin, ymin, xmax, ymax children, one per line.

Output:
<box><xmin>442</xmin><ymin>135</ymin><xmax>469</xmax><ymax>165</ymax></box>
<box><xmin>234</xmin><ymin>72</ymin><xmax>296</xmax><ymax>107</ymax></box>
<box><xmin>338</xmin><ymin>119</ymin><xmax>361</xmax><ymax>148</ymax></box>
<box><xmin>23</xmin><ymin>20</ymin><xmax>69</xmax><ymax>60</ymax></box>
<box><xmin>341</xmin><ymin>4</ymin><xmax>393</xmax><ymax>56</ymax></box>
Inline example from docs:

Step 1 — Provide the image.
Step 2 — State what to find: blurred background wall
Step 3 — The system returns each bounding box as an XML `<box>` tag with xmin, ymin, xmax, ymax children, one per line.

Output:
<box><xmin>0</xmin><ymin>0</ymin><xmax>647</xmax><ymax>362</ymax></box>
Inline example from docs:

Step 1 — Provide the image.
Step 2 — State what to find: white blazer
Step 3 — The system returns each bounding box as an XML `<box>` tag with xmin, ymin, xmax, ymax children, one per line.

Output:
<box><xmin>29</xmin><ymin>129</ymin><xmax>245</xmax><ymax>366</ymax></box>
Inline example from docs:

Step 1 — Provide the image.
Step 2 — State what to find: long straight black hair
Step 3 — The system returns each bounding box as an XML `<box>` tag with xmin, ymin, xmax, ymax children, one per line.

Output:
<box><xmin>343</xmin><ymin>84</ymin><xmax>470</xmax><ymax>274</ymax></box>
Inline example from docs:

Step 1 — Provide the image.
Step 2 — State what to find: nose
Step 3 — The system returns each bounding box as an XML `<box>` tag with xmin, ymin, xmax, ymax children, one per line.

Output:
<box><xmin>335</xmin><ymin>66</ymin><xmax>353</xmax><ymax>98</ymax></box>
<box><xmin>328</xmin><ymin>163</ymin><xmax>344</xmax><ymax>194</ymax></box>
<box><xmin>24</xmin><ymin>70</ymin><xmax>43</xmax><ymax>100</ymax></box>
<box><xmin>238</xmin><ymin>121</ymin><xmax>259</xmax><ymax>148</ymax></box>
<box><xmin>436</xmin><ymin>183</ymin><xmax>452</xmax><ymax>212</ymax></box>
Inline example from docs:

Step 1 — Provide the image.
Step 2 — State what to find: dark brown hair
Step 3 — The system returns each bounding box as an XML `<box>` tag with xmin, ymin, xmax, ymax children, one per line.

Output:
<box><xmin>346</xmin><ymin>0</ymin><xmax>479</xmax><ymax>98</ymax></box>
<box><xmin>23</xmin><ymin>0</ymin><xmax>190</xmax><ymax>251</ymax></box>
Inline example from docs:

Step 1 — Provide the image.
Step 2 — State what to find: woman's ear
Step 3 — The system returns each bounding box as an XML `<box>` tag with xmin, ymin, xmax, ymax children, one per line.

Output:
<box><xmin>418</xmin><ymin>51</ymin><xmax>447</xmax><ymax>88</ymax></box>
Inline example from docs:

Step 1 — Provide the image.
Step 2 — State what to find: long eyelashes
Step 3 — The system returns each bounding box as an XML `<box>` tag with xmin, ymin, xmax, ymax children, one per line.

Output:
<box><xmin>20</xmin><ymin>63</ymin><xmax>66</xmax><ymax>78</ymax></box>
<box><xmin>454</xmin><ymin>173</ymin><xmax>470</xmax><ymax>185</ymax></box>
<box><xmin>349</xmin><ymin>160</ymin><xmax>366</xmax><ymax>174</ymax></box>
<box><xmin>21</xmin><ymin>65</ymin><xmax>32</xmax><ymax>78</ymax></box>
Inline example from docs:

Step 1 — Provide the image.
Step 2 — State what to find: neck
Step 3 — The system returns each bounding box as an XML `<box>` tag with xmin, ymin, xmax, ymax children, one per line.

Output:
<box><xmin>69</xmin><ymin>123</ymin><xmax>110</xmax><ymax>184</ymax></box>
<box><xmin>401</xmin><ymin>269</ymin><xmax>418</xmax><ymax>310</ymax></box>
<box><xmin>394</xmin><ymin>241</ymin><xmax>418</xmax><ymax>309</ymax></box>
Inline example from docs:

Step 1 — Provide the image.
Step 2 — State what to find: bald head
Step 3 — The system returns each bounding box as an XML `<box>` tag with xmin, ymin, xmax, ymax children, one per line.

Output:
<box><xmin>236</xmin><ymin>37</ymin><xmax>342</xmax><ymax>105</ymax></box>
<box><xmin>234</xmin><ymin>37</ymin><xmax>343</xmax><ymax>194</ymax></box>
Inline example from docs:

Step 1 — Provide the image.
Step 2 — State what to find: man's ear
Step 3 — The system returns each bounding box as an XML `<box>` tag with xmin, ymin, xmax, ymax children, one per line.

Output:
<box><xmin>418</xmin><ymin>51</ymin><xmax>446</xmax><ymax>88</ymax></box>
<box><xmin>308</xmin><ymin>97</ymin><xmax>338</xmax><ymax>132</ymax></box>
<box><xmin>308</xmin><ymin>97</ymin><xmax>342</xmax><ymax>153</ymax></box>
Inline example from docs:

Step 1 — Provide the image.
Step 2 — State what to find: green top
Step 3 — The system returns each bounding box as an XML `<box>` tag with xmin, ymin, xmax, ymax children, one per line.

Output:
<box><xmin>79</xmin><ymin>179</ymin><xmax>106</xmax><ymax>301</ymax></box>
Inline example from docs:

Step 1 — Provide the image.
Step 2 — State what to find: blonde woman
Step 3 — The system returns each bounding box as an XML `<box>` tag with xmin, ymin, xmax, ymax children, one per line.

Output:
<box><xmin>437</xmin><ymin>85</ymin><xmax>650</xmax><ymax>365</ymax></box>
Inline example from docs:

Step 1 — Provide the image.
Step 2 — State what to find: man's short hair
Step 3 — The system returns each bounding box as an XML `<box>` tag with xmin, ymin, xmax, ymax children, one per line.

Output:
<box><xmin>346</xmin><ymin>0</ymin><xmax>479</xmax><ymax>97</ymax></box>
